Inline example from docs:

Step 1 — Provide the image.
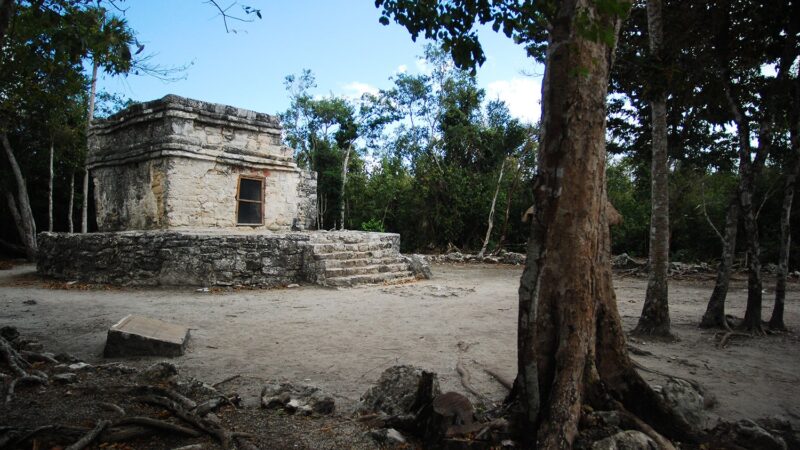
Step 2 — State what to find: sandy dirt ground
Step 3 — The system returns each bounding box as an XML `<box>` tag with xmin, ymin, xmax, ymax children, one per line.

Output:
<box><xmin>1</xmin><ymin>262</ymin><xmax>799</xmax><ymax>428</ymax></box>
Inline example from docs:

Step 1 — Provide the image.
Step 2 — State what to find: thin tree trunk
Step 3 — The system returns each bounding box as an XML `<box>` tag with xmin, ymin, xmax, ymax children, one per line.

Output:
<box><xmin>68</xmin><ymin>172</ymin><xmax>75</xmax><ymax>234</ymax></box>
<box><xmin>770</xmin><ymin>101</ymin><xmax>799</xmax><ymax>331</ymax></box>
<box><xmin>48</xmin><ymin>139</ymin><xmax>54</xmax><ymax>232</ymax></box>
<box><xmin>1</xmin><ymin>133</ymin><xmax>37</xmax><ymax>261</ymax></box>
<box><xmin>700</xmin><ymin>192</ymin><xmax>739</xmax><ymax>328</ymax></box>
<box><xmin>82</xmin><ymin>60</ymin><xmax>98</xmax><ymax>234</ymax></box>
<box><xmin>339</xmin><ymin>145</ymin><xmax>351</xmax><ymax>230</ymax></box>
<box><xmin>478</xmin><ymin>159</ymin><xmax>506</xmax><ymax>258</ymax></box>
<box><xmin>512</xmin><ymin>2</ymin><xmax>697</xmax><ymax>446</ymax></box>
<box><xmin>493</xmin><ymin>158</ymin><xmax>521</xmax><ymax>254</ymax></box>
<box><xmin>635</xmin><ymin>0</ymin><xmax>670</xmax><ymax>337</ymax></box>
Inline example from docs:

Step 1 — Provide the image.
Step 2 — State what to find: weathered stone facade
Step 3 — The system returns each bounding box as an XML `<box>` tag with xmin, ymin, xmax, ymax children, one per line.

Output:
<box><xmin>88</xmin><ymin>95</ymin><xmax>317</xmax><ymax>231</ymax></box>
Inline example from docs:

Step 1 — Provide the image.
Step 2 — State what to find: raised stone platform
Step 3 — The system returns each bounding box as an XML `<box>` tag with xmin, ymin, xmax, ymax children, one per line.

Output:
<box><xmin>37</xmin><ymin>230</ymin><xmax>420</xmax><ymax>287</ymax></box>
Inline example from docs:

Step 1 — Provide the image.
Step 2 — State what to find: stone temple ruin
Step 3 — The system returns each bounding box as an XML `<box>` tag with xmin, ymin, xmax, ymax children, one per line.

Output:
<box><xmin>37</xmin><ymin>95</ymin><xmax>425</xmax><ymax>287</ymax></box>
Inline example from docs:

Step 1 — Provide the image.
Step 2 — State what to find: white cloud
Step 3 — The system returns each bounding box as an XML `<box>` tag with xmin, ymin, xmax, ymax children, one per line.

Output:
<box><xmin>396</xmin><ymin>64</ymin><xmax>408</xmax><ymax>74</ymax></box>
<box><xmin>415</xmin><ymin>57</ymin><xmax>431</xmax><ymax>74</ymax></box>
<box><xmin>340</xmin><ymin>81</ymin><xmax>379</xmax><ymax>100</ymax></box>
<box><xmin>485</xmin><ymin>77</ymin><xmax>541</xmax><ymax>124</ymax></box>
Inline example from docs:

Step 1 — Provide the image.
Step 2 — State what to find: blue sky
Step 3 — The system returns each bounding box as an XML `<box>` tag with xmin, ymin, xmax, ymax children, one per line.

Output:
<box><xmin>97</xmin><ymin>1</ymin><xmax>543</xmax><ymax>123</ymax></box>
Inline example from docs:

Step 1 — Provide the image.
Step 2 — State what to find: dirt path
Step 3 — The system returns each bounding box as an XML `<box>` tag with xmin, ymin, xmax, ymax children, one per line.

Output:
<box><xmin>1</xmin><ymin>263</ymin><xmax>798</xmax><ymax>426</ymax></box>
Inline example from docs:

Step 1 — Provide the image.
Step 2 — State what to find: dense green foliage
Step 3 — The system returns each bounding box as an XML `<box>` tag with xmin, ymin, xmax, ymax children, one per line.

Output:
<box><xmin>280</xmin><ymin>47</ymin><xmax>537</xmax><ymax>253</ymax></box>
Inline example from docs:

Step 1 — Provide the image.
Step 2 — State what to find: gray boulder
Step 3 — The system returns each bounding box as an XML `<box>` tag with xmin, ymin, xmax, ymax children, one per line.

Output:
<box><xmin>715</xmin><ymin>419</ymin><xmax>787</xmax><ymax>450</ymax></box>
<box><xmin>659</xmin><ymin>378</ymin><xmax>706</xmax><ymax>429</ymax></box>
<box><xmin>592</xmin><ymin>431</ymin><xmax>658</xmax><ymax>450</ymax></box>
<box><xmin>260</xmin><ymin>381</ymin><xmax>335</xmax><ymax>415</ymax></box>
<box><xmin>403</xmin><ymin>254</ymin><xmax>433</xmax><ymax>279</ymax></box>
<box><xmin>359</xmin><ymin>365</ymin><xmax>441</xmax><ymax>416</ymax></box>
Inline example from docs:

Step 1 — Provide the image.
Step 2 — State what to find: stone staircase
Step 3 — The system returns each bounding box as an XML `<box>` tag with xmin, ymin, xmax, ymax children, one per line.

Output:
<box><xmin>308</xmin><ymin>232</ymin><xmax>415</xmax><ymax>287</ymax></box>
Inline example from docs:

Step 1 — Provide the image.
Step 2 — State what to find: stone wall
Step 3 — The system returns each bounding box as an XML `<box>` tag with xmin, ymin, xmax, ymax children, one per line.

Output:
<box><xmin>37</xmin><ymin>231</ymin><xmax>316</xmax><ymax>287</ymax></box>
<box><xmin>87</xmin><ymin>95</ymin><xmax>317</xmax><ymax>232</ymax></box>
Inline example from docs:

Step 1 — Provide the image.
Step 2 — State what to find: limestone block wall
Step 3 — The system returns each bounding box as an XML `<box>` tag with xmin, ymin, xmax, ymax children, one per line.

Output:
<box><xmin>92</xmin><ymin>159</ymin><xmax>169</xmax><ymax>232</ymax></box>
<box><xmin>37</xmin><ymin>231</ymin><xmax>317</xmax><ymax>287</ymax></box>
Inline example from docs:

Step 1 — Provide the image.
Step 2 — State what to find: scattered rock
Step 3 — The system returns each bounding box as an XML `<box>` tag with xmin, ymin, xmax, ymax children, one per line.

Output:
<box><xmin>138</xmin><ymin>361</ymin><xmax>178</xmax><ymax>383</ymax></box>
<box><xmin>104</xmin><ymin>314</ymin><xmax>190</xmax><ymax>358</ymax></box>
<box><xmin>68</xmin><ymin>362</ymin><xmax>92</xmax><ymax>371</ymax></box>
<box><xmin>96</xmin><ymin>362</ymin><xmax>138</xmax><ymax>375</ymax></box>
<box><xmin>403</xmin><ymin>254</ymin><xmax>433</xmax><ymax>279</ymax></box>
<box><xmin>54</xmin><ymin>352</ymin><xmax>81</xmax><ymax>363</ymax></box>
<box><xmin>260</xmin><ymin>381</ymin><xmax>335</xmax><ymax>416</ymax></box>
<box><xmin>499</xmin><ymin>251</ymin><xmax>525</xmax><ymax>265</ymax></box>
<box><xmin>368</xmin><ymin>428</ymin><xmax>407</xmax><ymax>445</ymax></box>
<box><xmin>712</xmin><ymin>419</ymin><xmax>787</xmax><ymax>450</ymax></box>
<box><xmin>612</xmin><ymin>253</ymin><xmax>645</xmax><ymax>269</ymax></box>
<box><xmin>52</xmin><ymin>373</ymin><xmax>77</xmax><ymax>384</ymax></box>
<box><xmin>591</xmin><ymin>430</ymin><xmax>658</xmax><ymax>450</ymax></box>
<box><xmin>22</xmin><ymin>299</ymin><xmax>37</xmax><ymax>305</ymax></box>
<box><xmin>0</xmin><ymin>325</ymin><xmax>20</xmax><ymax>341</ymax></box>
<box><xmin>659</xmin><ymin>378</ymin><xmax>706</xmax><ymax>429</ymax></box>
<box><xmin>359</xmin><ymin>365</ymin><xmax>441</xmax><ymax>417</ymax></box>
<box><xmin>445</xmin><ymin>252</ymin><xmax>465</xmax><ymax>263</ymax></box>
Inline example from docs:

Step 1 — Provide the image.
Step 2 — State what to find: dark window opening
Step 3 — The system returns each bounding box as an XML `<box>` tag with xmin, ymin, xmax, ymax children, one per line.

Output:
<box><xmin>236</xmin><ymin>176</ymin><xmax>264</xmax><ymax>225</ymax></box>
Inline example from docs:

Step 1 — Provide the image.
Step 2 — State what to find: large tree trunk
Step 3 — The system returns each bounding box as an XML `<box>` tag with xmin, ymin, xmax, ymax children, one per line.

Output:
<box><xmin>478</xmin><ymin>159</ymin><xmax>505</xmax><ymax>258</ymax></box>
<box><xmin>699</xmin><ymin>192</ymin><xmax>739</xmax><ymax>328</ymax></box>
<box><xmin>1</xmin><ymin>133</ymin><xmax>37</xmax><ymax>261</ymax></box>
<box><xmin>339</xmin><ymin>145</ymin><xmax>351</xmax><ymax>230</ymax></box>
<box><xmin>48</xmin><ymin>139</ymin><xmax>54</xmax><ymax>232</ymax></box>
<box><xmin>82</xmin><ymin>60</ymin><xmax>98</xmax><ymax>234</ymax></box>
<box><xmin>635</xmin><ymin>0</ymin><xmax>671</xmax><ymax>337</ymax></box>
<box><xmin>513</xmin><ymin>2</ymin><xmax>696</xmax><ymax>446</ymax></box>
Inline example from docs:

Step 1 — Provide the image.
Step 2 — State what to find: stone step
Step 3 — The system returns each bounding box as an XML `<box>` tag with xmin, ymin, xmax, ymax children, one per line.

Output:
<box><xmin>311</xmin><ymin>241</ymin><xmax>394</xmax><ymax>254</ymax></box>
<box><xmin>325</xmin><ymin>271</ymin><xmax>416</xmax><ymax>287</ymax></box>
<box><xmin>320</xmin><ymin>256</ymin><xmax>401</xmax><ymax>269</ymax></box>
<box><xmin>324</xmin><ymin>263</ymin><xmax>409</xmax><ymax>278</ymax></box>
<box><xmin>312</xmin><ymin>249</ymin><xmax>395</xmax><ymax>261</ymax></box>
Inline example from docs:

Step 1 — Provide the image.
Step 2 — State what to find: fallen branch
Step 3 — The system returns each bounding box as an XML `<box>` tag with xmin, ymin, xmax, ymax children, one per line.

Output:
<box><xmin>19</xmin><ymin>350</ymin><xmax>59</xmax><ymax>364</ymax></box>
<box><xmin>213</xmin><ymin>374</ymin><xmax>241</xmax><ymax>388</ymax></box>
<box><xmin>136</xmin><ymin>394</ymin><xmax>233</xmax><ymax>449</ymax></box>
<box><xmin>115</xmin><ymin>416</ymin><xmax>202</xmax><ymax>437</ymax></box>
<box><xmin>65</xmin><ymin>419</ymin><xmax>110</xmax><ymax>450</ymax></box>
<box><xmin>0</xmin><ymin>336</ymin><xmax>30</xmax><ymax>377</ymax></box>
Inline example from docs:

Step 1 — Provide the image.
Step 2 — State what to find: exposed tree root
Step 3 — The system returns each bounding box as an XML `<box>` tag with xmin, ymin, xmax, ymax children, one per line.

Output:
<box><xmin>630</xmin><ymin>359</ymin><xmax>704</xmax><ymax>393</ymax></box>
<box><xmin>65</xmin><ymin>419</ymin><xmax>109</xmax><ymax>450</ymax></box>
<box><xmin>96</xmin><ymin>401</ymin><xmax>126</xmax><ymax>416</ymax></box>
<box><xmin>455</xmin><ymin>359</ymin><xmax>490</xmax><ymax>403</ymax></box>
<box><xmin>5</xmin><ymin>374</ymin><xmax>47</xmax><ymax>404</ymax></box>
<box><xmin>715</xmin><ymin>331</ymin><xmax>753</xmax><ymax>348</ymax></box>
<box><xmin>609</xmin><ymin>399</ymin><xmax>677</xmax><ymax>450</ymax></box>
<box><xmin>115</xmin><ymin>416</ymin><xmax>202</xmax><ymax>437</ymax></box>
<box><xmin>480</xmin><ymin>365</ymin><xmax>513</xmax><ymax>391</ymax></box>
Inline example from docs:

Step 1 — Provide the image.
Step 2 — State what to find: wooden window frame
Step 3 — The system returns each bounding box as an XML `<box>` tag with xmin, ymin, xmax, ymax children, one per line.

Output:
<box><xmin>235</xmin><ymin>175</ymin><xmax>265</xmax><ymax>226</ymax></box>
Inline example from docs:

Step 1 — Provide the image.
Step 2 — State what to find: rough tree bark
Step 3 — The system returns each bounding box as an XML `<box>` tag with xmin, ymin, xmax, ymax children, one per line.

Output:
<box><xmin>339</xmin><ymin>144</ymin><xmax>351</xmax><ymax>230</ymax></box>
<box><xmin>634</xmin><ymin>0</ymin><xmax>671</xmax><ymax>337</ymax></box>
<box><xmin>48</xmin><ymin>139</ymin><xmax>54</xmax><ymax>232</ymax></box>
<box><xmin>478</xmin><ymin>158</ymin><xmax>505</xmax><ymax>258</ymax></box>
<box><xmin>1</xmin><ymin>133</ymin><xmax>37</xmax><ymax>260</ymax></box>
<box><xmin>770</xmin><ymin>84</ymin><xmax>799</xmax><ymax>331</ymax></box>
<box><xmin>82</xmin><ymin>60</ymin><xmax>98</xmax><ymax>234</ymax></box>
<box><xmin>513</xmin><ymin>1</ymin><xmax>697</xmax><ymax>446</ymax></box>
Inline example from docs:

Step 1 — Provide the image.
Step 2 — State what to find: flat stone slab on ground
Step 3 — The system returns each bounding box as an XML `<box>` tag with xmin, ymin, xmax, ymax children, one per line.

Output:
<box><xmin>104</xmin><ymin>314</ymin><xmax>190</xmax><ymax>358</ymax></box>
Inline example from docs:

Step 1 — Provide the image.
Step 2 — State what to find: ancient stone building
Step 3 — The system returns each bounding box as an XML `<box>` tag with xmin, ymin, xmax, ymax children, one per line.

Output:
<box><xmin>37</xmin><ymin>95</ymin><xmax>428</xmax><ymax>287</ymax></box>
<box><xmin>87</xmin><ymin>95</ymin><xmax>317</xmax><ymax>232</ymax></box>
